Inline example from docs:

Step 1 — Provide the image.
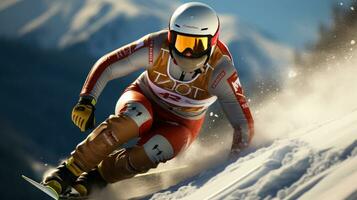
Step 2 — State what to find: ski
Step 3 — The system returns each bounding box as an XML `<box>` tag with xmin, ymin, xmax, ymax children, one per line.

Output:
<box><xmin>22</xmin><ymin>175</ymin><xmax>89</xmax><ymax>200</ymax></box>
<box><xmin>22</xmin><ymin>175</ymin><xmax>59</xmax><ymax>200</ymax></box>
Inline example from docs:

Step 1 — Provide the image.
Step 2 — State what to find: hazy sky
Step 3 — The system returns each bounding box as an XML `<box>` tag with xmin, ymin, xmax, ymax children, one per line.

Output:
<box><xmin>178</xmin><ymin>0</ymin><xmax>353</xmax><ymax>49</ymax></box>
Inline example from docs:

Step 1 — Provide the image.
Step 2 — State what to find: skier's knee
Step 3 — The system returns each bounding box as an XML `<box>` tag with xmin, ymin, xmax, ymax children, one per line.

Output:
<box><xmin>117</xmin><ymin>101</ymin><xmax>153</xmax><ymax>135</ymax></box>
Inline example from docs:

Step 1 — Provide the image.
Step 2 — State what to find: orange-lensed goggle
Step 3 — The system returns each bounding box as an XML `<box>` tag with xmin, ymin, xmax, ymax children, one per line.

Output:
<box><xmin>172</xmin><ymin>33</ymin><xmax>210</xmax><ymax>57</ymax></box>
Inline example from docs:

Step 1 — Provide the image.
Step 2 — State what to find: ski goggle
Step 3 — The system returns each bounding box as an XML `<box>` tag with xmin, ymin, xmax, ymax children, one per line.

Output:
<box><xmin>172</xmin><ymin>32</ymin><xmax>210</xmax><ymax>58</ymax></box>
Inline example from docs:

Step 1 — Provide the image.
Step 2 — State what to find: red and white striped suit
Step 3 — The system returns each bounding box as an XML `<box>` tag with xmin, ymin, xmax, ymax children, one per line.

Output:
<box><xmin>79</xmin><ymin>30</ymin><xmax>254</xmax><ymax>164</ymax></box>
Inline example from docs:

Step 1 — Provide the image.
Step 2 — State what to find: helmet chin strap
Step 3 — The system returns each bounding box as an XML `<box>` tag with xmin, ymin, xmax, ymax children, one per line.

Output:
<box><xmin>169</xmin><ymin>54</ymin><xmax>206</xmax><ymax>81</ymax></box>
<box><xmin>192</xmin><ymin>68</ymin><xmax>203</xmax><ymax>79</ymax></box>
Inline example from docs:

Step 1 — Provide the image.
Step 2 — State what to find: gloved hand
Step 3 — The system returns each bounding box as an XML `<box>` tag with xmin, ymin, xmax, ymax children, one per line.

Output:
<box><xmin>229</xmin><ymin>128</ymin><xmax>250</xmax><ymax>160</ymax></box>
<box><xmin>71</xmin><ymin>96</ymin><xmax>96</xmax><ymax>132</ymax></box>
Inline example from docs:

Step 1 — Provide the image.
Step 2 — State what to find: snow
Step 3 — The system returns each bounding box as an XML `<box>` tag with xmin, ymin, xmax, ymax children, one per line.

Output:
<box><xmin>3</xmin><ymin>1</ymin><xmax>356</xmax><ymax>199</ymax></box>
<box><xmin>0</xmin><ymin>0</ymin><xmax>20</xmax><ymax>12</ymax></box>
<box><xmin>298</xmin><ymin>156</ymin><xmax>357</xmax><ymax>200</ymax></box>
<box><xmin>58</xmin><ymin>0</ymin><xmax>169</xmax><ymax>48</ymax></box>
<box><xmin>19</xmin><ymin>3</ymin><xmax>62</xmax><ymax>35</ymax></box>
<box><xmin>79</xmin><ymin>50</ymin><xmax>357</xmax><ymax>200</ymax></box>
<box><xmin>287</xmin><ymin>70</ymin><xmax>297</xmax><ymax>78</ymax></box>
<box><xmin>146</xmin><ymin>49</ymin><xmax>357</xmax><ymax>200</ymax></box>
<box><xmin>0</xmin><ymin>0</ymin><xmax>177</xmax><ymax>52</ymax></box>
<box><xmin>148</xmin><ymin>111</ymin><xmax>357</xmax><ymax>200</ymax></box>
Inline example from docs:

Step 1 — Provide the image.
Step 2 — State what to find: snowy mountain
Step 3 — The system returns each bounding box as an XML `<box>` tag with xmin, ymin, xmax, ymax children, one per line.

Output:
<box><xmin>0</xmin><ymin>0</ymin><xmax>293</xmax><ymax>94</ymax></box>
<box><xmin>219</xmin><ymin>15</ymin><xmax>294</xmax><ymax>97</ymax></box>
<box><xmin>0</xmin><ymin>0</ymin><xmax>176</xmax><ymax>53</ymax></box>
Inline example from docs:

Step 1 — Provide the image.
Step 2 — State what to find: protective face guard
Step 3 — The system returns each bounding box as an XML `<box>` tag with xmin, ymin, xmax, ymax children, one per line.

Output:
<box><xmin>170</xmin><ymin>31</ymin><xmax>211</xmax><ymax>58</ymax></box>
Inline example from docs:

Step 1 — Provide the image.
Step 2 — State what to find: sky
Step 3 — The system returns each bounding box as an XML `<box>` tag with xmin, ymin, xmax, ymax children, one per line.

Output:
<box><xmin>178</xmin><ymin>0</ymin><xmax>353</xmax><ymax>50</ymax></box>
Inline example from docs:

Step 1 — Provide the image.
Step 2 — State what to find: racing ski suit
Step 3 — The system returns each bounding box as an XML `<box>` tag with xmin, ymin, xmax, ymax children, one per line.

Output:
<box><xmin>67</xmin><ymin>30</ymin><xmax>254</xmax><ymax>183</ymax></box>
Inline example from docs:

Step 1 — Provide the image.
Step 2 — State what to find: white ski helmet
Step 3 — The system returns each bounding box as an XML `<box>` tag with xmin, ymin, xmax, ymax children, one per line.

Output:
<box><xmin>168</xmin><ymin>2</ymin><xmax>220</xmax><ymax>72</ymax></box>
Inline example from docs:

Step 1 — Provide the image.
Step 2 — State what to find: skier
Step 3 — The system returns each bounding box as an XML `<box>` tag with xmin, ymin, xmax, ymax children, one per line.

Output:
<box><xmin>43</xmin><ymin>2</ymin><xmax>254</xmax><ymax>197</ymax></box>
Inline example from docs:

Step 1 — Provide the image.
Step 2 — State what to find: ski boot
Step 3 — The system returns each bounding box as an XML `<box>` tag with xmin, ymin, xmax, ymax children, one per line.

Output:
<box><xmin>72</xmin><ymin>168</ymin><xmax>108</xmax><ymax>196</ymax></box>
<box><xmin>42</xmin><ymin>159</ymin><xmax>82</xmax><ymax>195</ymax></box>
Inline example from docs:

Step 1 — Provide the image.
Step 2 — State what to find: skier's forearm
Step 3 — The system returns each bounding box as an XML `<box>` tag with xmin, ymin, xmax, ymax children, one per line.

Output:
<box><xmin>221</xmin><ymin>100</ymin><xmax>254</xmax><ymax>145</ymax></box>
<box><xmin>224</xmin><ymin>95</ymin><xmax>254</xmax><ymax>146</ymax></box>
<box><xmin>231</xmin><ymin>108</ymin><xmax>254</xmax><ymax>146</ymax></box>
<box><xmin>208</xmin><ymin>56</ymin><xmax>254</xmax><ymax>147</ymax></box>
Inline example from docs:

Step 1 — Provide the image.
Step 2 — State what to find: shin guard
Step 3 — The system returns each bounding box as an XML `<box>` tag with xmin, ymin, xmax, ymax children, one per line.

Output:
<box><xmin>70</xmin><ymin>114</ymin><xmax>140</xmax><ymax>173</ymax></box>
<box><xmin>98</xmin><ymin>147</ymin><xmax>158</xmax><ymax>183</ymax></box>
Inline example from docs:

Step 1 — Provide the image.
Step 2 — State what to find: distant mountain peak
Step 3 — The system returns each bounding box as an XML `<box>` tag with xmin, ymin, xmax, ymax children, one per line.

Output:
<box><xmin>0</xmin><ymin>0</ymin><xmax>294</xmax><ymax>95</ymax></box>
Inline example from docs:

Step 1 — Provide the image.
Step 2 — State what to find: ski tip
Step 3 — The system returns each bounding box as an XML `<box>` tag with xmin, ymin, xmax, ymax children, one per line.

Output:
<box><xmin>21</xmin><ymin>174</ymin><xmax>31</xmax><ymax>181</ymax></box>
<box><xmin>22</xmin><ymin>174</ymin><xmax>60</xmax><ymax>200</ymax></box>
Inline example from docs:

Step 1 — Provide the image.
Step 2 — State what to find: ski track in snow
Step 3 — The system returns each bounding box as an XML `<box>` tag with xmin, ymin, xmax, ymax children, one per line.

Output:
<box><xmin>149</xmin><ymin>110</ymin><xmax>357</xmax><ymax>200</ymax></box>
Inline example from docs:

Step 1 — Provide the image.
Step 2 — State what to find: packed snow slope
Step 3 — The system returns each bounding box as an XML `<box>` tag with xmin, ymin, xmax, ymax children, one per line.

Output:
<box><xmin>85</xmin><ymin>46</ymin><xmax>357</xmax><ymax>200</ymax></box>
<box><xmin>150</xmin><ymin>111</ymin><xmax>357</xmax><ymax>200</ymax></box>
<box><xmin>146</xmin><ymin>50</ymin><xmax>357</xmax><ymax>199</ymax></box>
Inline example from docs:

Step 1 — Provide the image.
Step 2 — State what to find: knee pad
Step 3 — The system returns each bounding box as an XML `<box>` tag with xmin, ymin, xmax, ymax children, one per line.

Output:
<box><xmin>142</xmin><ymin>134</ymin><xmax>175</xmax><ymax>164</ymax></box>
<box><xmin>139</xmin><ymin>123</ymin><xmax>193</xmax><ymax>164</ymax></box>
<box><xmin>118</xmin><ymin>101</ymin><xmax>153</xmax><ymax>135</ymax></box>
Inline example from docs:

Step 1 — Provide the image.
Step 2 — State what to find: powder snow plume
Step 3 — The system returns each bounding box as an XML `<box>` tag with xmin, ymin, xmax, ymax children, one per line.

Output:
<box><xmin>252</xmin><ymin>48</ymin><xmax>357</xmax><ymax>145</ymax></box>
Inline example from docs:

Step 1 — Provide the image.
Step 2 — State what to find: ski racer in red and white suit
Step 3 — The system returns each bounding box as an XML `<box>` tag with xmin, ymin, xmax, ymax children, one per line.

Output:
<box><xmin>43</xmin><ymin>2</ymin><xmax>254</xmax><ymax>197</ymax></box>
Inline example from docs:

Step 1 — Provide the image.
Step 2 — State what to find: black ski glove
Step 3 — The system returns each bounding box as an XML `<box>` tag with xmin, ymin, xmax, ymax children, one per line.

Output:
<box><xmin>229</xmin><ymin>128</ymin><xmax>249</xmax><ymax>160</ymax></box>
